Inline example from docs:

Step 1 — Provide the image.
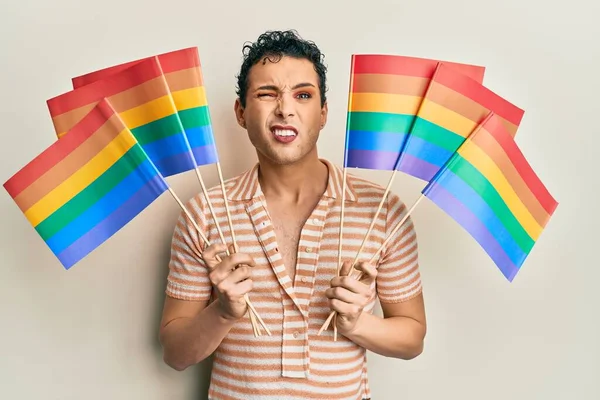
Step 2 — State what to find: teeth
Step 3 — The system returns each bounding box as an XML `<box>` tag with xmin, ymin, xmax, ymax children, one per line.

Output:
<box><xmin>274</xmin><ymin>129</ymin><xmax>296</xmax><ymax>137</ymax></box>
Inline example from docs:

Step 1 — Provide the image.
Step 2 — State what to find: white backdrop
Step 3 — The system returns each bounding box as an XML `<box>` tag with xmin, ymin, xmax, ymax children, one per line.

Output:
<box><xmin>1</xmin><ymin>0</ymin><xmax>598</xmax><ymax>399</ymax></box>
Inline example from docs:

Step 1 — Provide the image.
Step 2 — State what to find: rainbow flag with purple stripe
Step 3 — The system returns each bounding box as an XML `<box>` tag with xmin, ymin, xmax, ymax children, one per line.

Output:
<box><xmin>47</xmin><ymin>56</ymin><xmax>197</xmax><ymax>178</ymax></box>
<box><xmin>396</xmin><ymin>62</ymin><xmax>525</xmax><ymax>181</ymax></box>
<box><xmin>422</xmin><ymin>112</ymin><xmax>558</xmax><ymax>281</ymax></box>
<box><xmin>70</xmin><ymin>47</ymin><xmax>218</xmax><ymax>167</ymax></box>
<box><xmin>4</xmin><ymin>99</ymin><xmax>168</xmax><ymax>269</ymax></box>
<box><xmin>343</xmin><ymin>54</ymin><xmax>486</xmax><ymax>170</ymax></box>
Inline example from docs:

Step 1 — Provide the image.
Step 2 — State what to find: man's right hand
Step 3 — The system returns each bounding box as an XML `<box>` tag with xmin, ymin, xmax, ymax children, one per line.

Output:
<box><xmin>202</xmin><ymin>243</ymin><xmax>256</xmax><ymax>321</ymax></box>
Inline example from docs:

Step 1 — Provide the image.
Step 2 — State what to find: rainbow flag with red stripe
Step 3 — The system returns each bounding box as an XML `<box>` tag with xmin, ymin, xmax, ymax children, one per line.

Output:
<box><xmin>422</xmin><ymin>112</ymin><xmax>558</xmax><ymax>281</ymax></box>
<box><xmin>4</xmin><ymin>99</ymin><xmax>168</xmax><ymax>269</ymax></box>
<box><xmin>70</xmin><ymin>47</ymin><xmax>218</xmax><ymax>167</ymax></box>
<box><xmin>396</xmin><ymin>62</ymin><xmax>525</xmax><ymax>181</ymax></box>
<box><xmin>47</xmin><ymin>56</ymin><xmax>198</xmax><ymax>178</ymax></box>
<box><xmin>343</xmin><ymin>54</ymin><xmax>486</xmax><ymax>170</ymax></box>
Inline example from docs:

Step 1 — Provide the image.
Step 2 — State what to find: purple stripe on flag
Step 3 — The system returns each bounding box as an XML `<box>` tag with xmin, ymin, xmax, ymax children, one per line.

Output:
<box><xmin>56</xmin><ymin>175</ymin><xmax>168</xmax><ymax>269</ymax></box>
<box><xmin>345</xmin><ymin>149</ymin><xmax>400</xmax><ymax>170</ymax></box>
<box><xmin>425</xmin><ymin>182</ymin><xmax>520</xmax><ymax>281</ymax></box>
<box><xmin>154</xmin><ymin>151</ymin><xmax>198</xmax><ymax>176</ymax></box>
<box><xmin>396</xmin><ymin>154</ymin><xmax>440</xmax><ymax>181</ymax></box>
<box><xmin>192</xmin><ymin>144</ymin><xmax>219</xmax><ymax>166</ymax></box>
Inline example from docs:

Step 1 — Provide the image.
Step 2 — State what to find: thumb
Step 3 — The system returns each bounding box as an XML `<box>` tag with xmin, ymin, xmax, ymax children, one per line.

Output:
<box><xmin>355</xmin><ymin>262</ymin><xmax>377</xmax><ymax>285</ymax></box>
<box><xmin>201</xmin><ymin>243</ymin><xmax>228</xmax><ymax>270</ymax></box>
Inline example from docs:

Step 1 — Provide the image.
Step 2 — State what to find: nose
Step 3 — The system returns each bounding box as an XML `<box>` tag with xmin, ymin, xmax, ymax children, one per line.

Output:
<box><xmin>275</xmin><ymin>93</ymin><xmax>295</xmax><ymax>118</ymax></box>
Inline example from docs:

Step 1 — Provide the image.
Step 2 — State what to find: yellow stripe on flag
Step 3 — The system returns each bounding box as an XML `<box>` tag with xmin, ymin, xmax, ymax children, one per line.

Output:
<box><xmin>419</xmin><ymin>99</ymin><xmax>478</xmax><ymax>137</ymax></box>
<box><xmin>24</xmin><ymin>129</ymin><xmax>137</xmax><ymax>227</ymax></box>
<box><xmin>118</xmin><ymin>95</ymin><xmax>176</xmax><ymax>129</ymax></box>
<box><xmin>172</xmin><ymin>87</ymin><xmax>208</xmax><ymax>111</ymax></box>
<box><xmin>458</xmin><ymin>141</ymin><xmax>543</xmax><ymax>240</ymax></box>
<box><xmin>349</xmin><ymin>93</ymin><xmax>422</xmax><ymax>115</ymax></box>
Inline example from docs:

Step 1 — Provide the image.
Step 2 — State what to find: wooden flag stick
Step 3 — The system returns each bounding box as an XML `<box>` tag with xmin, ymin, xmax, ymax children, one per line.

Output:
<box><xmin>319</xmin><ymin>169</ymin><xmax>396</xmax><ymax>338</ymax></box>
<box><xmin>215</xmin><ymin>162</ymin><xmax>238</xmax><ymax>246</ymax></box>
<box><xmin>167</xmin><ymin>187</ymin><xmax>210</xmax><ymax>245</ymax></box>
<box><xmin>332</xmin><ymin>54</ymin><xmax>356</xmax><ymax>340</ymax></box>
<box><xmin>193</xmin><ymin>167</ymin><xmax>229</xmax><ymax>248</ymax></box>
<box><xmin>349</xmin><ymin>170</ymin><xmax>397</xmax><ymax>273</ymax></box>
<box><xmin>333</xmin><ymin>167</ymin><xmax>348</xmax><ymax>341</ymax></box>
<box><xmin>192</xmin><ymin>166</ymin><xmax>266</xmax><ymax>336</ymax></box>
<box><xmin>167</xmin><ymin>186</ymin><xmax>270</xmax><ymax>336</ymax></box>
<box><xmin>318</xmin><ymin>194</ymin><xmax>424</xmax><ymax>336</ymax></box>
<box><xmin>214</xmin><ymin>162</ymin><xmax>272</xmax><ymax>336</ymax></box>
<box><xmin>356</xmin><ymin>193</ymin><xmax>424</xmax><ymax>279</ymax></box>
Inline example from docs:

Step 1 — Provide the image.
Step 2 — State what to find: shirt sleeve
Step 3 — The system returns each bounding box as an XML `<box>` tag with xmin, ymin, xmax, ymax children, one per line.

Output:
<box><xmin>375</xmin><ymin>193</ymin><xmax>423</xmax><ymax>303</ymax></box>
<box><xmin>165</xmin><ymin>196</ymin><xmax>213</xmax><ymax>302</ymax></box>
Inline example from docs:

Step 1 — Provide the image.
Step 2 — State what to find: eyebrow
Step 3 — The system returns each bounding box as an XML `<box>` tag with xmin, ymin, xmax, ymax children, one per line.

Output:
<box><xmin>254</xmin><ymin>82</ymin><xmax>316</xmax><ymax>91</ymax></box>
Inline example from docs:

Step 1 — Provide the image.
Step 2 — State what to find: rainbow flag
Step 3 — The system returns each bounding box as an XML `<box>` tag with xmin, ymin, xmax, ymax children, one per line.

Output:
<box><xmin>396</xmin><ymin>62</ymin><xmax>525</xmax><ymax>181</ymax></box>
<box><xmin>3</xmin><ymin>99</ymin><xmax>168</xmax><ymax>269</ymax></box>
<box><xmin>344</xmin><ymin>54</ymin><xmax>486</xmax><ymax>170</ymax></box>
<box><xmin>421</xmin><ymin>112</ymin><xmax>558</xmax><ymax>281</ymax></box>
<box><xmin>47</xmin><ymin>56</ymin><xmax>197</xmax><ymax>177</ymax></box>
<box><xmin>71</xmin><ymin>47</ymin><xmax>218</xmax><ymax>167</ymax></box>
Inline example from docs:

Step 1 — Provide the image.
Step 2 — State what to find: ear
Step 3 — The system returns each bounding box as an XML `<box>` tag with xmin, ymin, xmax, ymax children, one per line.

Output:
<box><xmin>320</xmin><ymin>101</ymin><xmax>328</xmax><ymax>129</ymax></box>
<box><xmin>234</xmin><ymin>98</ymin><xmax>246</xmax><ymax>128</ymax></box>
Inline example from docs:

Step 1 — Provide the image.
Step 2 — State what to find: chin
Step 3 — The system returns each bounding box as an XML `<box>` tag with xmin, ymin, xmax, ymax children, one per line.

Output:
<box><xmin>265</xmin><ymin>154</ymin><xmax>302</xmax><ymax>166</ymax></box>
<box><xmin>259</xmin><ymin>148</ymin><xmax>310</xmax><ymax>166</ymax></box>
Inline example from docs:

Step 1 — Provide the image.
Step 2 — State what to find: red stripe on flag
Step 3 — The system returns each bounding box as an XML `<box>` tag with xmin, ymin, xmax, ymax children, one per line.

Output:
<box><xmin>4</xmin><ymin>100</ymin><xmax>115</xmax><ymax>199</ymax></box>
<box><xmin>351</xmin><ymin>54</ymin><xmax>485</xmax><ymax>82</ymax></box>
<box><xmin>48</xmin><ymin>57</ymin><xmax>163</xmax><ymax>116</ymax></box>
<box><xmin>434</xmin><ymin>63</ymin><xmax>524</xmax><ymax>126</ymax></box>
<box><xmin>71</xmin><ymin>59</ymin><xmax>141</xmax><ymax>89</ymax></box>
<box><xmin>158</xmin><ymin>47</ymin><xmax>200</xmax><ymax>73</ymax></box>
<box><xmin>71</xmin><ymin>47</ymin><xmax>200</xmax><ymax>88</ymax></box>
<box><xmin>485</xmin><ymin>114</ymin><xmax>558</xmax><ymax>215</ymax></box>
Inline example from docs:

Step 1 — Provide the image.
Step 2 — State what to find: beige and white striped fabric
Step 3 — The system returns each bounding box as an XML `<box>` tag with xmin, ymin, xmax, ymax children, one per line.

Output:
<box><xmin>166</xmin><ymin>158</ymin><xmax>422</xmax><ymax>400</ymax></box>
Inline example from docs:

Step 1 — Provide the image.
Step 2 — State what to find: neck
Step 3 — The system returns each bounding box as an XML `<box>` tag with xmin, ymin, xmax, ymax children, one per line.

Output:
<box><xmin>257</xmin><ymin>149</ymin><xmax>328</xmax><ymax>203</ymax></box>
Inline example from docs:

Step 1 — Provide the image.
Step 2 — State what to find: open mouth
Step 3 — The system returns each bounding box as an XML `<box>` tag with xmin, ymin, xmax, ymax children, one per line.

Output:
<box><xmin>271</xmin><ymin>126</ymin><xmax>298</xmax><ymax>143</ymax></box>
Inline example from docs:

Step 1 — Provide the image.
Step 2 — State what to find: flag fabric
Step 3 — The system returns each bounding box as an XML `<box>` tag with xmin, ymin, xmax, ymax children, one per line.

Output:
<box><xmin>47</xmin><ymin>56</ymin><xmax>197</xmax><ymax>177</ymax></box>
<box><xmin>396</xmin><ymin>62</ymin><xmax>525</xmax><ymax>182</ymax></box>
<box><xmin>343</xmin><ymin>54</ymin><xmax>486</xmax><ymax>170</ymax></box>
<box><xmin>71</xmin><ymin>47</ymin><xmax>219</xmax><ymax>166</ymax></box>
<box><xmin>421</xmin><ymin>112</ymin><xmax>558</xmax><ymax>281</ymax></box>
<box><xmin>3</xmin><ymin>99</ymin><xmax>169</xmax><ymax>269</ymax></box>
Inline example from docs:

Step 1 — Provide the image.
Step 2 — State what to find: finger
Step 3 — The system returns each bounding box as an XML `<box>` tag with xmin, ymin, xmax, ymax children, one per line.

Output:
<box><xmin>209</xmin><ymin>253</ymin><xmax>255</xmax><ymax>285</ymax></box>
<box><xmin>220</xmin><ymin>264</ymin><xmax>253</xmax><ymax>287</ymax></box>
<box><xmin>330</xmin><ymin>276</ymin><xmax>369</xmax><ymax>295</ymax></box>
<box><xmin>216</xmin><ymin>267</ymin><xmax>254</xmax><ymax>300</ymax></box>
<box><xmin>339</xmin><ymin>261</ymin><xmax>353</xmax><ymax>277</ymax></box>
<box><xmin>329</xmin><ymin>298</ymin><xmax>360</xmax><ymax>316</ymax></box>
<box><xmin>225</xmin><ymin>277</ymin><xmax>254</xmax><ymax>298</ymax></box>
<box><xmin>355</xmin><ymin>262</ymin><xmax>377</xmax><ymax>285</ymax></box>
<box><xmin>325</xmin><ymin>286</ymin><xmax>362</xmax><ymax>304</ymax></box>
<box><xmin>201</xmin><ymin>243</ymin><xmax>228</xmax><ymax>270</ymax></box>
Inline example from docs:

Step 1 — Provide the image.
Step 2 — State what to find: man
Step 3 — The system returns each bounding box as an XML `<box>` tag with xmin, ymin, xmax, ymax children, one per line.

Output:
<box><xmin>159</xmin><ymin>30</ymin><xmax>426</xmax><ymax>400</ymax></box>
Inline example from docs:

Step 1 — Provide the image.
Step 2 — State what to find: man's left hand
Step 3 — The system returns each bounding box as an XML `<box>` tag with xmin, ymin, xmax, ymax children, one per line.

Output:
<box><xmin>325</xmin><ymin>261</ymin><xmax>377</xmax><ymax>335</ymax></box>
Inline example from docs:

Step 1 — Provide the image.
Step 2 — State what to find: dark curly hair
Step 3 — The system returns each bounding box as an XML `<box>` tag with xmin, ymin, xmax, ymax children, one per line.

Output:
<box><xmin>235</xmin><ymin>30</ymin><xmax>328</xmax><ymax>107</ymax></box>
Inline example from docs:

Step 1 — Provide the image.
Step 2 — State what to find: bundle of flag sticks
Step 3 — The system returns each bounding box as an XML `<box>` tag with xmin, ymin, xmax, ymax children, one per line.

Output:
<box><xmin>319</xmin><ymin>54</ymin><xmax>558</xmax><ymax>340</ymax></box>
<box><xmin>2</xmin><ymin>47</ymin><xmax>271</xmax><ymax>336</ymax></box>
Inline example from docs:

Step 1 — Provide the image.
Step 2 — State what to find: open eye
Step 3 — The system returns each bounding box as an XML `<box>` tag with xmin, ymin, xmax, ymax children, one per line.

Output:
<box><xmin>296</xmin><ymin>92</ymin><xmax>312</xmax><ymax>99</ymax></box>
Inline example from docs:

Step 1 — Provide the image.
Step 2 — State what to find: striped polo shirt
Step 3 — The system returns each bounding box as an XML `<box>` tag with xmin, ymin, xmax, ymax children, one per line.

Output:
<box><xmin>166</xmin><ymin>158</ymin><xmax>422</xmax><ymax>400</ymax></box>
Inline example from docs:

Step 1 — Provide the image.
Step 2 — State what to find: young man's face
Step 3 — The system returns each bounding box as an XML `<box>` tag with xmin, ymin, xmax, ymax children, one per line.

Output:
<box><xmin>235</xmin><ymin>56</ymin><xmax>328</xmax><ymax>166</ymax></box>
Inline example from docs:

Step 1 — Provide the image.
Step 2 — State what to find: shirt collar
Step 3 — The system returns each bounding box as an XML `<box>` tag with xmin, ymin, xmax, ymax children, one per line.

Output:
<box><xmin>225</xmin><ymin>159</ymin><xmax>357</xmax><ymax>202</ymax></box>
